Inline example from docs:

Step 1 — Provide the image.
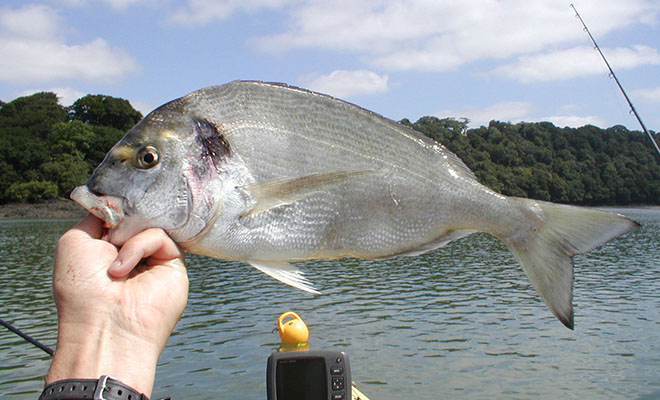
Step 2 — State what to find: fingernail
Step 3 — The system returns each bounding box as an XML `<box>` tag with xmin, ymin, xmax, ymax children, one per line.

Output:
<box><xmin>110</xmin><ymin>259</ymin><xmax>121</xmax><ymax>271</ymax></box>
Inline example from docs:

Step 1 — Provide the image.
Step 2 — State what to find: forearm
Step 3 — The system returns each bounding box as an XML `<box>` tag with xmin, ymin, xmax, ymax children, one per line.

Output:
<box><xmin>45</xmin><ymin>320</ymin><xmax>161</xmax><ymax>397</ymax></box>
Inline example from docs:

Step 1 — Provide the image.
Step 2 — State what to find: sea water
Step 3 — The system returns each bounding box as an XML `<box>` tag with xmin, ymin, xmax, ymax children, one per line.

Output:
<box><xmin>1</xmin><ymin>209</ymin><xmax>658</xmax><ymax>399</ymax></box>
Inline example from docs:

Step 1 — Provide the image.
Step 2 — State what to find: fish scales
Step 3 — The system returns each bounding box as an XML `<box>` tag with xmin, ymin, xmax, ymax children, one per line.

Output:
<box><xmin>71</xmin><ymin>80</ymin><xmax>639</xmax><ymax>329</ymax></box>
<box><xmin>176</xmin><ymin>86</ymin><xmax>454</xmax><ymax>254</ymax></box>
<box><xmin>190</xmin><ymin>84</ymin><xmax>445</xmax><ymax>181</ymax></box>
<box><xmin>188</xmin><ymin>112</ymin><xmax>472</xmax><ymax>255</ymax></box>
<box><xmin>188</xmin><ymin>83</ymin><xmax>487</xmax><ymax>251</ymax></box>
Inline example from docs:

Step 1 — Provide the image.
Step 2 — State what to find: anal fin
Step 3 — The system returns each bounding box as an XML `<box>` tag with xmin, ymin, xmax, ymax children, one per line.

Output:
<box><xmin>248</xmin><ymin>260</ymin><xmax>320</xmax><ymax>294</ymax></box>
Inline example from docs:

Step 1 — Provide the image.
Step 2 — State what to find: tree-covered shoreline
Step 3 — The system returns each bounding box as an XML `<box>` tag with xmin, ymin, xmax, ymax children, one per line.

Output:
<box><xmin>403</xmin><ymin>117</ymin><xmax>659</xmax><ymax>205</ymax></box>
<box><xmin>0</xmin><ymin>92</ymin><xmax>142</xmax><ymax>203</ymax></box>
<box><xmin>1</xmin><ymin>92</ymin><xmax>658</xmax><ymax>206</ymax></box>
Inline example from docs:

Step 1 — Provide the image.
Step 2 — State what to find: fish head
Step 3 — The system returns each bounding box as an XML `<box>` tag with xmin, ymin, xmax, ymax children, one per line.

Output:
<box><xmin>72</xmin><ymin>97</ymin><xmax>229</xmax><ymax>246</ymax></box>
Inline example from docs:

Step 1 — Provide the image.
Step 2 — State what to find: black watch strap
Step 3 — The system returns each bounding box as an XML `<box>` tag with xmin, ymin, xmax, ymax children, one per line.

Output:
<box><xmin>39</xmin><ymin>375</ymin><xmax>150</xmax><ymax>400</ymax></box>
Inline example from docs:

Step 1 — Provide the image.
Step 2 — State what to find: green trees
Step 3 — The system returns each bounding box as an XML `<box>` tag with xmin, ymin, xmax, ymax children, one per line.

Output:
<box><xmin>70</xmin><ymin>95</ymin><xmax>143</xmax><ymax>131</ymax></box>
<box><xmin>0</xmin><ymin>92</ymin><xmax>141</xmax><ymax>203</ymax></box>
<box><xmin>408</xmin><ymin>117</ymin><xmax>660</xmax><ymax>205</ymax></box>
<box><xmin>5</xmin><ymin>181</ymin><xmax>59</xmax><ymax>203</ymax></box>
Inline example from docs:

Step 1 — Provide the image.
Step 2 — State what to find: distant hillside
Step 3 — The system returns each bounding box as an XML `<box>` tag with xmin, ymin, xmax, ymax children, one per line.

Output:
<box><xmin>404</xmin><ymin>117</ymin><xmax>660</xmax><ymax>205</ymax></box>
<box><xmin>0</xmin><ymin>92</ymin><xmax>142</xmax><ymax>204</ymax></box>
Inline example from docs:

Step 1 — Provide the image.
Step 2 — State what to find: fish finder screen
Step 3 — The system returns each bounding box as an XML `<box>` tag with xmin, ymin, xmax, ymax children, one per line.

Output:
<box><xmin>276</xmin><ymin>358</ymin><xmax>327</xmax><ymax>400</ymax></box>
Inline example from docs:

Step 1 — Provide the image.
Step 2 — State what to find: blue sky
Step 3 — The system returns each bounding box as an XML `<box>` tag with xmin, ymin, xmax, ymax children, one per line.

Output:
<box><xmin>1</xmin><ymin>0</ymin><xmax>659</xmax><ymax>131</ymax></box>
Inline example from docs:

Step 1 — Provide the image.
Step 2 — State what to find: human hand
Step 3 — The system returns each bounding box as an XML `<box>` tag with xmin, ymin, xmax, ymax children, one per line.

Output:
<box><xmin>45</xmin><ymin>214</ymin><xmax>188</xmax><ymax>397</ymax></box>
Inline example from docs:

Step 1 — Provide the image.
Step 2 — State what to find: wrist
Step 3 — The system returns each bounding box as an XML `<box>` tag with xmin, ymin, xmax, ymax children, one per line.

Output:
<box><xmin>39</xmin><ymin>376</ymin><xmax>149</xmax><ymax>400</ymax></box>
<box><xmin>46</xmin><ymin>319</ymin><xmax>161</xmax><ymax>397</ymax></box>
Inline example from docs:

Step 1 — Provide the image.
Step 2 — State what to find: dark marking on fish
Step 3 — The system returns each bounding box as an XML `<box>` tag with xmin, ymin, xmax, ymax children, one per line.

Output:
<box><xmin>194</xmin><ymin>119</ymin><xmax>231</xmax><ymax>172</ymax></box>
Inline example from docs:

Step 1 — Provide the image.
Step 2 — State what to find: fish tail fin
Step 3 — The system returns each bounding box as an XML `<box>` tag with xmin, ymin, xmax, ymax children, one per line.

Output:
<box><xmin>504</xmin><ymin>199</ymin><xmax>638</xmax><ymax>329</ymax></box>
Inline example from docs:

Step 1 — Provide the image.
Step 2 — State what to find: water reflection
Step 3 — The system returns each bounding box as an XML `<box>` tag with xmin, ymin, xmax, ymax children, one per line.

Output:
<box><xmin>1</xmin><ymin>210</ymin><xmax>658</xmax><ymax>399</ymax></box>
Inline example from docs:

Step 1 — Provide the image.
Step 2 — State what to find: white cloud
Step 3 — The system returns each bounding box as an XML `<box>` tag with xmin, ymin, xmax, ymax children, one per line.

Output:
<box><xmin>298</xmin><ymin>70</ymin><xmax>389</xmax><ymax>98</ymax></box>
<box><xmin>169</xmin><ymin>0</ymin><xmax>292</xmax><ymax>25</ymax></box>
<box><xmin>437</xmin><ymin>101</ymin><xmax>534</xmax><ymax>127</ymax></box>
<box><xmin>436</xmin><ymin>101</ymin><xmax>606</xmax><ymax>128</ymax></box>
<box><xmin>491</xmin><ymin>45</ymin><xmax>660</xmax><ymax>83</ymax></box>
<box><xmin>53</xmin><ymin>0</ymin><xmax>150</xmax><ymax>8</ymax></box>
<box><xmin>0</xmin><ymin>4</ymin><xmax>60</xmax><ymax>39</ymax></box>
<box><xmin>540</xmin><ymin>115</ymin><xmax>607</xmax><ymax>128</ymax></box>
<box><xmin>54</xmin><ymin>87</ymin><xmax>86</xmax><ymax>106</ymax></box>
<box><xmin>102</xmin><ymin>0</ymin><xmax>145</xmax><ymax>9</ymax></box>
<box><xmin>63</xmin><ymin>0</ymin><xmax>657</xmax><ymax>80</ymax></box>
<box><xmin>0</xmin><ymin>4</ymin><xmax>140</xmax><ymax>84</ymax></box>
<box><xmin>631</xmin><ymin>86</ymin><xmax>660</xmax><ymax>102</ymax></box>
<box><xmin>19</xmin><ymin>87</ymin><xmax>85</xmax><ymax>106</ymax></box>
<box><xmin>253</xmin><ymin>0</ymin><xmax>659</xmax><ymax>72</ymax></box>
<box><xmin>48</xmin><ymin>0</ymin><xmax>657</xmax><ymax>80</ymax></box>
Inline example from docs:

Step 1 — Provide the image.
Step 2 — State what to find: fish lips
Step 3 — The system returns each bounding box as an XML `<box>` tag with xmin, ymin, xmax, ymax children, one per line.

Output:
<box><xmin>70</xmin><ymin>185</ymin><xmax>132</xmax><ymax>244</ymax></box>
<box><xmin>71</xmin><ymin>185</ymin><xmax>168</xmax><ymax>246</ymax></box>
<box><xmin>71</xmin><ymin>185</ymin><xmax>125</xmax><ymax>227</ymax></box>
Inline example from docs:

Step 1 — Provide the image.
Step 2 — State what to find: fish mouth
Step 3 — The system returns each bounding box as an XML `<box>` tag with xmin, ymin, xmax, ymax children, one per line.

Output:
<box><xmin>70</xmin><ymin>185</ymin><xmax>126</xmax><ymax>230</ymax></box>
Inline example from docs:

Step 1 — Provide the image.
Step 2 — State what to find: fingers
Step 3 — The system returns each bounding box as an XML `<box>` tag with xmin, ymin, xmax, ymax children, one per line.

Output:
<box><xmin>109</xmin><ymin>228</ymin><xmax>184</xmax><ymax>278</ymax></box>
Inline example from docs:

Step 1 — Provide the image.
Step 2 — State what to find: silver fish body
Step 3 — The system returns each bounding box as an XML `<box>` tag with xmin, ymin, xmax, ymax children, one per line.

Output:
<box><xmin>72</xmin><ymin>80</ymin><xmax>638</xmax><ymax>329</ymax></box>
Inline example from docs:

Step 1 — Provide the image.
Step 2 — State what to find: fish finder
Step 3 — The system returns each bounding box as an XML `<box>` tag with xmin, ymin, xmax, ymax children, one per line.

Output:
<box><xmin>266</xmin><ymin>350</ymin><xmax>351</xmax><ymax>400</ymax></box>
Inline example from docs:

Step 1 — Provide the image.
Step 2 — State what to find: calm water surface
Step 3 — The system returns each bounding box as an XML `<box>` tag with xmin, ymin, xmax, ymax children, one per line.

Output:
<box><xmin>0</xmin><ymin>209</ymin><xmax>658</xmax><ymax>399</ymax></box>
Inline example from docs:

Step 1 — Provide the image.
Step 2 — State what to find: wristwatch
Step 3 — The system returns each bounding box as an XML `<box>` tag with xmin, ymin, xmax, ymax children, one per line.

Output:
<box><xmin>39</xmin><ymin>375</ymin><xmax>150</xmax><ymax>400</ymax></box>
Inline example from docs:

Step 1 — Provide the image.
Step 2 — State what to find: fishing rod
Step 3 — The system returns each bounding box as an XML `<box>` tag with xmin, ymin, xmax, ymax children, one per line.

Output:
<box><xmin>0</xmin><ymin>317</ymin><xmax>54</xmax><ymax>356</ymax></box>
<box><xmin>570</xmin><ymin>3</ymin><xmax>660</xmax><ymax>160</ymax></box>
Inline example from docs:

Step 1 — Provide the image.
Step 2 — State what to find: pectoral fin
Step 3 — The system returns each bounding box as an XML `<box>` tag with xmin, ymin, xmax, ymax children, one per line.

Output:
<box><xmin>241</xmin><ymin>170</ymin><xmax>376</xmax><ymax>217</ymax></box>
<box><xmin>248</xmin><ymin>260</ymin><xmax>320</xmax><ymax>294</ymax></box>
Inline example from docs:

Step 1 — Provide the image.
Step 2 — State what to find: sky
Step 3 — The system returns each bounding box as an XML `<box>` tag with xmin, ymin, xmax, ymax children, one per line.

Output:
<box><xmin>0</xmin><ymin>0</ymin><xmax>659</xmax><ymax>131</ymax></box>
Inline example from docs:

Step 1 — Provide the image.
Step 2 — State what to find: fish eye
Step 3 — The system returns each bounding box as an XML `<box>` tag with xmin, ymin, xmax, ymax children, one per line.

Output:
<box><xmin>136</xmin><ymin>145</ymin><xmax>160</xmax><ymax>169</ymax></box>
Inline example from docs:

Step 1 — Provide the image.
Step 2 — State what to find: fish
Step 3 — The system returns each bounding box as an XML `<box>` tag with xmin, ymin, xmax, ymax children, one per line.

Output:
<box><xmin>71</xmin><ymin>80</ymin><xmax>639</xmax><ymax>329</ymax></box>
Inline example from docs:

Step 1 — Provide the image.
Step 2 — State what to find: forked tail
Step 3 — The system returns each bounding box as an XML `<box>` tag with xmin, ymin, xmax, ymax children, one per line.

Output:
<box><xmin>505</xmin><ymin>199</ymin><xmax>638</xmax><ymax>329</ymax></box>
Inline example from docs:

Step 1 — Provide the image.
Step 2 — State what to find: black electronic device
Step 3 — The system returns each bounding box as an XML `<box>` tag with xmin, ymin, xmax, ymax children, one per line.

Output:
<box><xmin>266</xmin><ymin>350</ymin><xmax>351</xmax><ymax>400</ymax></box>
